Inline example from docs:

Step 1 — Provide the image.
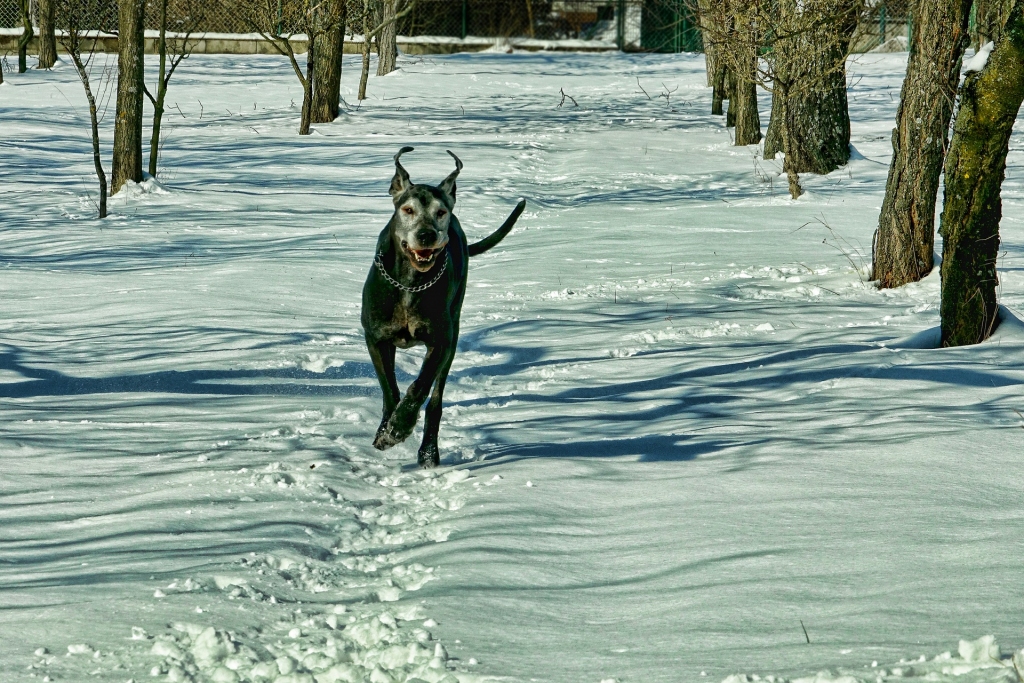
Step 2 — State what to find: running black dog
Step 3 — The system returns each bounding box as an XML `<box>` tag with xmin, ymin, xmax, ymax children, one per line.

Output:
<box><xmin>362</xmin><ymin>147</ymin><xmax>526</xmax><ymax>467</ymax></box>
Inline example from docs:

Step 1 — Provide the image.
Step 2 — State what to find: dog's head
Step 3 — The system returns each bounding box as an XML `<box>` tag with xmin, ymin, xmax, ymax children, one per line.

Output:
<box><xmin>388</xmin><ymin>146</ymin><xmax>461</xmax><ymax>272</ymax></box>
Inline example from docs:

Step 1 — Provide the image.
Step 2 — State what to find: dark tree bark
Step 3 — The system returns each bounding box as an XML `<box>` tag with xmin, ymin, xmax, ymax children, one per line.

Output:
<box><xmin>112</xmin><ymin>0</ymin><xmax>146</xmax><ymax>193</ymax></box>
<box><xmin>734</xmin><ymin>76</ymin><xmax>761</xmax><ymax>145</ymax></box>
<box><xmin>873</xmin><ymin>0</ymin><xmax>972</xmax><ymax>289</ymax></box>
<box><xmin>939</xmin><ymin>0</ymin><xmax>1024</xmax><ymax>346</ymax></box>
<box><xmin>38</xmin><ymin>0</ymin><xmax>58</xmax><ymax>69</ymax></box>
<box><xmin>310</xmin><ymin>7</ymin><xmax>346</xmax><ymax>123</ymax></box>
<box><xmin>731</xmin><ymin>13</ymin><xmax>761</xmax><ymax>146</ymax></box>
<box><xmin>18</xmin><ymin>0</ymin><xmax>33</xmax><ymax>73</ymax></box>
<box><xmin>763</xmin><ymin>90</ymin><xmax>784</xmax><ymax>158</ymax></box>
<box><xmin>784</xmin><ymin>57</ymin><xmax>851</xmax><ymax>174</ymax></box>
<box><xmin>724</xmin><ymin>68</ymin><xmax>736</xmax><ymax>127</ymax></box>
<box><xmin>299</xmin><ymin>39</ymin><xmax>314</xmax><ymax>135</ymax></box>
<box><xmin>377</xmin><ymin>0</ymin><xmax>398</xmax><ymax>76</ymax></box>
<box><xmin>711</xmin><ymin>65</ymin><xmax>726</xmax><ymax>115</ymax></box>
<box><xmin>781</xmin><ymin>3</ymin><xmax>859</xmax><ymax>175</ymax></box>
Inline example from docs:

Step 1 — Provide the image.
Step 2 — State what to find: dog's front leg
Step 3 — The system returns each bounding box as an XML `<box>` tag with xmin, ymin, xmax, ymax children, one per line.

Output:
<box><xmin>374</xmin><ymin>344</ymin><xmax>448</xmax><ymax>451</ymax></box>
<box><xmin>367</xmin><ymin>338</ymin><xmax>401</xmax><ymax>450</ymax></box>
<box><xmin>418</xmin><ymin>347</ymin><xmax>456</xmax><ymax>468</ymax></box>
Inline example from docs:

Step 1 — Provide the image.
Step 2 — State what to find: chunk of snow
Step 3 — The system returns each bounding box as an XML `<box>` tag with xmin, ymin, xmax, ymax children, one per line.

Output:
<box><xmin>964</xmin><ymin>42</ymin><xmax>994</xmax><ymax>73</ymax></box>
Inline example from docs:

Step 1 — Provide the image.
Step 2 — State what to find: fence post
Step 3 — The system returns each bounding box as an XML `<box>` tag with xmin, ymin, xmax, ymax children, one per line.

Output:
<box><xmin>878</xmin><ymin>3</ymin><xmax>886</xmax><ymax>47</ymax></box>
<box><xmin>276</xmin><ymin>0</ymin><xmax>283</xmax><ymax>35</ymax></box>
<box><xmin>461</xmin><ymin>0</ymin><xmax>467</xmax><ymax>39</ymax></box>
<box><xmin>616</xmin><ymin>0</ymin><xmax>625</xmax><ymax>50</ymax></box>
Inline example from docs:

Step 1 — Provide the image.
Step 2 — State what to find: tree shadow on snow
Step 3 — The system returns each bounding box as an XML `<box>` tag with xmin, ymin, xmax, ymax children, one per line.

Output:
<box><xmin>0</xmin><ymin>343</ymin><xmax>395</xmax><ymax>400</ymax></box>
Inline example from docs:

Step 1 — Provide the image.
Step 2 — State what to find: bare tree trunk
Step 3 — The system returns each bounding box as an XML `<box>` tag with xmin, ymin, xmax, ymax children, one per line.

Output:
<box><xmin>59</xmin><ymin>24</ymin><xmax>109</xmax><ymax>219</ymax></box>
<box><xmin>724</xmin><ymin>68</ymin><xmax>736</xmax><ymax>127</ymax></box>
<box><xmin>763</xmin><ymin>90</ymin><xmax>784</xmax><ymax>158</ymax></box>
<box><xmin>311</xmin><ymin>13</ymin><xmax>345</xmax><ymax>123</ymax></box>
<box><xmin>732</xmin><ymin>13</ymin><xmax>761</xmax><ymax>146</ymax></box>
<box><xmin>784</xmin><ymin>16</ymin><xmax>856</xmax><ymax>175</ymax></box>
<box><xmin>734</xmin><ymin>76</ymin><xmax>761</xmax><ymax>145</ymax></box>
<box><xmin>300</xmin><ymin>39</ymin><xmax>314</xmax><ymax>135</ymax></box>
<box><xmin>37</xmin><ymin>0</ymin><xmax>58</xmax><ymax>69</ymax></box>
<box><xmin>358</xmin><ymin>0</ymin><xmax>371</xmax><ymax>100</ymax></box>
<box><xmin>18</xmin><ymin>0</ymin><xmax>33</xmax><ymax>73</ymax></box>
<box><xmin>112</xmin><ymin>0</ymin><xmax>146</xmax><ymax>194</ymax></box>
<box><xmin>377</xmin><ymin>0</ymin><xmax>398</xmax><ymax>76</ymax></box>
<box><xmin>698</xmin><ymin>0</ymin><xmax>727</xmax><ymax>114</ymax></box>
<box><xmin>939</xmin><ymin>0</ymin><xmax>1024</xmax><ymax>346</ymax></box>
<box><xmin>148</xmin><ymin>0</ymin><xmax>168</xmax><ymax>177</ymax></box>
<box><xmin>874</xmin><ymin>0</ymin><xmax>972</xmax><ymax>288</ymax></box>
<box><xmin>711</xmin><ymin>65</ymin><xmax>725</xmax><ymax>115</ymax></box>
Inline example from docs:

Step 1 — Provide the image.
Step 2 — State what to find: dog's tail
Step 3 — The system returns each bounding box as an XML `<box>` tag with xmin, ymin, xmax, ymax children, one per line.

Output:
<box><xmin>468</xmin><ymin>199</ymin><xmax>526</xmax><ymax>257</ymax></box>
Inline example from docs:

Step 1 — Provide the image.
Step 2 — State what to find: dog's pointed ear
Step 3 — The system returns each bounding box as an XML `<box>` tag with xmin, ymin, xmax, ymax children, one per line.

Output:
<box><xmin>390</xmin><ymin>146</ymin><xmax>415</xmax><ymax>200</ymax></box>
<box><xmin>439</xmin><ymin>150</ymin><xmax>463</xmax><ymax>203</ymax></box>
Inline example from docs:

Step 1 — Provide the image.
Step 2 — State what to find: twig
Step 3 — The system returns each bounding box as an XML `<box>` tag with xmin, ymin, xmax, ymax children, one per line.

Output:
<box><xmin>635</xmin><ymin>77</ymin><xmax>651</xmax><ymax>100</ymax></box>
<box><xmin>557</xmin><ymin>87</ymin><xmax>578</xmax><ymax>108</ymax></box>
<box><xmin>800</xmin><ymin>620</ymin><xmax>811</xmax><ymax>644</ymax></box>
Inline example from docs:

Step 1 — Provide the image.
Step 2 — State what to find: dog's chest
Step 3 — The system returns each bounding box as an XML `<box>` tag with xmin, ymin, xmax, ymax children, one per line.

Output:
<box><xmin>385</xmin><ymin>300</ymin><xmax>433</xmax><ymax>348</ymax></box>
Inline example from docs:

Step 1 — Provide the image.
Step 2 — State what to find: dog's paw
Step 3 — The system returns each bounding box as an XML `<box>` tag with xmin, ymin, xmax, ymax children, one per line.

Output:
<box><xmin>376</xmin><ymin>402</ymin><xmax>418</xmax><ymax>448</ymax></box>
<box><xmin>418</xmin><ymin>443</ymin><xmax>440</xmax><ymax>469</ymax></box>
<box><xmin>373</xmin><ymin>429</ymin><xmax>398</xmax><ymax>451</ymax></box>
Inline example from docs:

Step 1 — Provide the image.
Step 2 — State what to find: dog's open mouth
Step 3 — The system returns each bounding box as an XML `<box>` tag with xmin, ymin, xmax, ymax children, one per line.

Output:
<box><xmin>410</xmin><ymin>248</ymin><xmax>436</xmax><ymax>264</ymax></box>
<box><xmin>402</xmin><ymin>243</ymin><xmax>444</xmax><ymax>270</ymax></box>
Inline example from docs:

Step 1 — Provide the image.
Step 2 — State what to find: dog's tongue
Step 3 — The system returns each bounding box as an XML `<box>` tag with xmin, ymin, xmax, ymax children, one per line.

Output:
<box><xmin>413</xmin><ymin>249</ymin><xmax>434</xmax><ymax>260</ymax></box>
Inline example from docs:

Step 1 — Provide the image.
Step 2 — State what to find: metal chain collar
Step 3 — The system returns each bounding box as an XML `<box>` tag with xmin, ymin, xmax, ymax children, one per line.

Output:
<box><xmin>374</xmin><ymin>252</ymin><xmax>448</xmax><ymax>293</ymax></box>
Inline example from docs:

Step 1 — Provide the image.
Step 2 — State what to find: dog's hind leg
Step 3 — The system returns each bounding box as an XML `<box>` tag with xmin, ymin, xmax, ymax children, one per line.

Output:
<box><xmin>367</xmin><ymin>339</ymin><xmax>402</xmax><ymax>451</ymax></box>
<box><xmin>417</xmin><ymin>348</ymin><xmax>456</xmax><ymax>468</ymax></box>
<box><xmin>375</xmin><ymin>344</ymin><xmax>448</xmax><ymax>451</ymax></box>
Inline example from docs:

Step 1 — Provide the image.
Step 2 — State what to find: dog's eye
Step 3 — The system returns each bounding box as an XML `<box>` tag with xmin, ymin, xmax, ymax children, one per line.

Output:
<box><xmin>402</xmin><ymin>206</ymin><xmax>414</xmax><ymax>215</ymax></box>
<box><xmin>437</xmin><ymin>209</ymin><xmax>446</xmax><ymax>218</ymax></box>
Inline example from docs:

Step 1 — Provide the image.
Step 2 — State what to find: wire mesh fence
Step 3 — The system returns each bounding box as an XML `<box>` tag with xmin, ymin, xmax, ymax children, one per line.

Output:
<box><xmin>0</xmin><ymin>0</ymin><xmax>911</xmax><ymax>54</ymax></box>
<box><xmin>853</xmin><ymin>0</ymin><xmax>913</xmax><ymax>52</ymax></box>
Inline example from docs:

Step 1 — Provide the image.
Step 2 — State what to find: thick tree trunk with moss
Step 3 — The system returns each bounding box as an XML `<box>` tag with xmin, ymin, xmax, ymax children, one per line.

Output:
<box><xmin>939</xmin><ymin>0</ymin><xmax>1024</xmax><ymax>346</ymax></box>
<box><xmin>310</xmin><ymin>10</ymin><xmax>345</xmax><ymax>123</ymax></box>
<box><xmin>37</xmin><ymin>0</ymin><xmax>58</xmax><ymax>69</ymax></box>
<box><xmin>711</xmin><ymin>65</ymin><xmax>726</xmax><ymax>115</ymax></box>
<box><xmin>112</xmin><ymin>0</ymin><xmax>146</xmax><ymax>193</ymax></box>
<box><xmin>873</xmin><ymin>0</ymin><xmax>972</xmax><ymax>289</ymax></box>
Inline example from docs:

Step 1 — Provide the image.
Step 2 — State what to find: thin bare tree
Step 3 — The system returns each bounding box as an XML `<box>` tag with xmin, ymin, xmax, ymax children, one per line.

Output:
<box><xmin>358</xmin><ymin>0</ymin><xmax>416</xmax><ymax>100</ymax></box>
<box><xmin>18</xmin><ymin>0</ymin><xmax>34</xmax><ymax>73</ymax></box>
<box><xmin>143</xmin><ymin>0</ymin><xmax>204</xmax><ymax>177</ymax></box>
<box><xmin>246</xmin><ymin>0</ymin><xmax>347</xmax><ymax>134</ymax></box>
<box><xmin>55</xmin><ymin>0</ymin><xmax>117</xmax><ymax>218</ymax></box>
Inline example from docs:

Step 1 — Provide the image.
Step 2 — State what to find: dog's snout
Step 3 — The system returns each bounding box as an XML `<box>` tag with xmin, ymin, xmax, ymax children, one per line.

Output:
<box><xmin>415</xmin><ymin>228</ymin><xmax>438</xmax><ymax>246</ymax></box>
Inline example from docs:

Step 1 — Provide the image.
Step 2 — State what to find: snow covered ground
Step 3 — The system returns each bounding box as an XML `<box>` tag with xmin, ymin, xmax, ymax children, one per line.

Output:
<box><xmin>2</xmin><ymin>49</ymin><xmax>1024</xmax><ymax>683</ymax></box>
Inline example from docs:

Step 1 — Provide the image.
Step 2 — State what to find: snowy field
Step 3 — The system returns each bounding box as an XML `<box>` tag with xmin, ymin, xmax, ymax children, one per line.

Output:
<box><xmin>2</xmin><ymin>48</ymin><xmax>1024</xmax><ymax>683</ymax></box>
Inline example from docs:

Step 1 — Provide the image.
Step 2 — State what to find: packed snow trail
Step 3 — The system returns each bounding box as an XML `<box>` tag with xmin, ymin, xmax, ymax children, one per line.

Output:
<box><xmin>2</xmin><ymin>50</ymin><xmax>1024</xmax><ymax>683</ymax></box>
